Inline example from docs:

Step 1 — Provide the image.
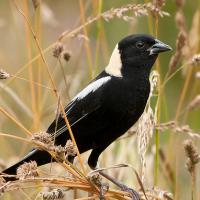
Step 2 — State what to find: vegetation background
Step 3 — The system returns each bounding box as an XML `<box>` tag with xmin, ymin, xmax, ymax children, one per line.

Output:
<box><xmin>0</xmin><ymin>0</ymin><xmax>200</xmax><ymax>200</ymax></box>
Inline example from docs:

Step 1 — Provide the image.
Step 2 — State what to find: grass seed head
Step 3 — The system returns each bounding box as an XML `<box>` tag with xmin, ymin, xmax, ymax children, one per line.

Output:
<box><xmin>62</xmin><ymin>51</ymin><xmax>71</xmax><ymax>62</ymax></box>
<box><xmin>17</xmin><ymin>161</ymin><xmax>38</xmax><ymax>180</ymax></box>
<box><xmin>53</xmin><ymin>42</ymin><xmax>64</xmax><ymax>58</ymax></box>
<box><xmin>184</xmin><ymin>139</ymin><xmax>200</xmax><ymax>173</ymax></box>
<box><xmin>65</xmin><ymin>140</ymin><xmax>77</xmax><ymax>156</ymax></box>
<box><xmin>0</xmin><ymin>69</ymin><xmax>10</xmax><ymax>80</ymax></box>
<box><xmin>39</xmin><ymin>188</ymin><xmax>64</xmax><ymax>200</ymax></box>
<box><xmin>187</xmin><ymin>95</ymin><xmax>200</xmax><ymax>111</ymax></box>
<box><xmin>168</xmin><ymin>31</ymin><xmax>187</xmax><ymax>75</ymax></box>
<box><xmin>31</xmin><ymin>132</ymin><xmax>54</xmax><ymax>147</ymax></box>
<box><xmin>175</xmin><ymin>10</ymin><xmax>186</xmax><ymax>32</ymax></box>
<box><xmin>191</xmin><ymin>54</ymin><xmax>200</xmax><ymax>66</ymax></box>
<box><xmin>153</xmin><ymin>0</ymin><xmax>166</xmax><ymax>8</ymax></box>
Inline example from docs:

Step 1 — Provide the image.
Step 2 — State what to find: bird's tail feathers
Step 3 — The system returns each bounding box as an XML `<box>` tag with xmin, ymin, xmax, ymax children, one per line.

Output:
<box><xmin>1</xmin><ymin>149</ymin><xmax>51</xmax><ymax>182</ymax></box>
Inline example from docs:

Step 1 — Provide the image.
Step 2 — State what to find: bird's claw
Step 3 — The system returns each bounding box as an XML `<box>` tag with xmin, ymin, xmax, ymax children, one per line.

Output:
<box><xmin>120</xmin><ymin>185</ymin><xmax>140</xmax><ymax>200</ymax></box>
<box><xmin>88</xmin><ymin>173</ymin><xmax>109</xmax><ymax>200</ymax></box>
<box><xmin>99</xmin><ymin>182</ymin><xmax>109</xmax><ymax>200</ymax></box>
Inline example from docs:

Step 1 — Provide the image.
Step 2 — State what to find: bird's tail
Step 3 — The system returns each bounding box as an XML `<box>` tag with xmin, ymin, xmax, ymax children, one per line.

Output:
<box><xmin>2</xmin><ymin>149</ymin><xmax>51</xmax><ymax>182</ymax></box>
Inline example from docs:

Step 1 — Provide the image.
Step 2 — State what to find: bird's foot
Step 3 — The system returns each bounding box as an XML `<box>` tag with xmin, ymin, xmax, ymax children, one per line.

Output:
<box><xmin>99</xmin><ymin>171</ymin><xmax>140</xmax><ymax>200</ymax></box>
<box><xmin>88</xmin><ymin>173</ymin><xmax>109</xmax><ymax>200</ymax></box>
<box><xmin>119</xmin><ymin>183</ymin><xmax>140</xmax><ymax>200</ymax></box>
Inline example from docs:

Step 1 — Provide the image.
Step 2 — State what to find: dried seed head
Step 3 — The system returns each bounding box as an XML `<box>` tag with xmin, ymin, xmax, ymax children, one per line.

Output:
<box><xmin>39</xmin><ymin>188</ymin><xmax>64</xmax><ymax>200</ymax></box>
<box><xmin>187</xmin><ymin>95</ymin><xmax>200</xmax><ymax>111</ymax></box>
<box><xmin>53</xmin><ymin>145</ymin><xmax>66</xmax><ymax>160</ymax></box>
<box><xmin>168</xmin><ymin>32</ymin><xmax>187</xmax><ymax>75</ymax></box>
<box><xmin>53</xmin><ymin>42</ymin><xmax>64</xmax><ymax>58</ymax></box>
<box><xmin>137</xmin><ymin>106</ymin><xmax>155</xmax><ymax>183</ymax></box>
<box><xmin>150</xmin><ymin>70</ymin><xmax>159</xmax><ymax>95</ymax></box>
<box><xmin>88</xmin><ymin>173</ymin><xmax>102</xmax><ymax>186</ymax></box>
<box><xmin>176</xmin><ymin>31</ymin><xmax>187</xmax><ymax>50</ymax></box>
<box><xmin>175</xmin><ymin>11</ymin><xmax>186</xmax><ymax>31</ymax></box>
<box><xmin>191</xmin><ymin>54</ymin><xmax>200</xmax><ymax>66</ymax></box>
<box><xmin>62</xmin><ymin>51</ymin><xmax>71</xmax><ymax>62</ymax></box>
<box><xmin>184</xmin><ymin>139</ymin><xmax>200</xmax><ymax>173</ymax></box>
<box><xmin>155</xmin><ymin>121</ymin><xmax>176</xmax><ymax>131</ymax></box>
<box><xmin>65</xmin><ymin>140</ymin><xmax>77</xmax><ymax>156</ymax></box>
<box><xmin>17</xmin><ymin>161</ymin><xmax>38</xmax><ymax>180</ymax></box>
<box><xmin>102</xmin><ymin>3</ymin><xmax>169</xmax><ymax>22</ymax></box>
<box><xmin>153</xmin><ymin>0</ymin><xmax>165</xmax><ymax>8</ymax></box>
<box><xmin>31</xmin><ymin>132</ymin><xmax>54</xmax><ymax>147</ymax></box>
<box><xmin>0</xmin><ymin>69</ymin><xmax>10</xmax><ymax>80</ymax></box>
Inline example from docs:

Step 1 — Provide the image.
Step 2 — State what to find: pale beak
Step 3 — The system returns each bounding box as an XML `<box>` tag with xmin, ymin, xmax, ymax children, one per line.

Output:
<box><xmin>148</xmin><ymin>39</ymin><xmax>172</xmax><ymax>55</ymax></box>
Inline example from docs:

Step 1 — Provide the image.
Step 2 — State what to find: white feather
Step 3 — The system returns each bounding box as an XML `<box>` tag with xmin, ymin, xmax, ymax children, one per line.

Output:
<box><xmin>73</xmin><ymin>76</ymin><xmax>111</xmax><ymax>100</ymax></box>
<box><xmin>105</xmin><ymin>44</ymin><xmax>122</xmax><ymax>77</ymax></box>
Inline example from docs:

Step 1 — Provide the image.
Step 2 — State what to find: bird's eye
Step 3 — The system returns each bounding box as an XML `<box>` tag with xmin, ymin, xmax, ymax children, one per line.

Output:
<box><xmin>136</xmin><ymin>41</ymin><xmax>145</xmax><ymax>49</ymax></box>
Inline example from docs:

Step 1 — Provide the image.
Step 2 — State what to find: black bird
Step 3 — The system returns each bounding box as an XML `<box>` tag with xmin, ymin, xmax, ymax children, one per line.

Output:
<box><xmin>2</xmin><ymin>34</ymin><xmax>171</xmax><ymax>184</ymax></box>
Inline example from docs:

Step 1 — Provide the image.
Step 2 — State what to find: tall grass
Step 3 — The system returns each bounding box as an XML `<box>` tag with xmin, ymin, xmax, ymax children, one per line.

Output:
<box><xmin>0</xmin><ymin>0</ymin><xmax>200</xmax><ymax>199</ymax></box>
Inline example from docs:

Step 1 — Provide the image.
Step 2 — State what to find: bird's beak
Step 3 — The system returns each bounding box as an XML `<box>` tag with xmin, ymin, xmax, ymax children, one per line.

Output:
<box><xmin>148</xmin><ymin>39</ymin><xmax>172</xmax><ymax>55</ymax></box>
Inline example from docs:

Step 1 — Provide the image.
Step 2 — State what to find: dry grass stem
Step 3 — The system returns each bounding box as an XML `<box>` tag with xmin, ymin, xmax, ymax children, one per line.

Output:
<box><xmin>187</xmin><ymin>95</ymin><xmax>200</xmax><ymax>111</ymax></box>
<box><xmin>140</xmin><ymin>187</ymin><xmax>173</xmax><ymax>200</ymax></box>
<box><xmin>0</xmin><ymin>107</ymin><xmax>32</xmax><ymax>136</ymax></box>
<box><xmin>12</xmin><ymin>0</ymin><xmax>86</xmax><ymax>174</ymax></box>
<box><xmin>32</xmin><ymin>0</ymin><xmax>40</xmax><ymax>10</ymax></box>
<box><xmin>159</xmin><ymin>149</ymin><xmax>174</xmax><ymax>184</ymax></box>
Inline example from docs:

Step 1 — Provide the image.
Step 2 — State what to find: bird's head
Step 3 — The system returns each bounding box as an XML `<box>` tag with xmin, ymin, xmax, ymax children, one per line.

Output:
<box><xmin>105</xmin><ymin>34</ymin><xmax>172</xmax><ymax>77</ymax></box>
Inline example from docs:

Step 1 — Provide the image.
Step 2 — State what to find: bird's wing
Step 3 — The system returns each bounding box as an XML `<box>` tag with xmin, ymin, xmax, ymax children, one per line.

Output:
<box><xmin>47</xmin><ymin>75</ymin><xmax>111</xmax><ymax>138</ymax></box>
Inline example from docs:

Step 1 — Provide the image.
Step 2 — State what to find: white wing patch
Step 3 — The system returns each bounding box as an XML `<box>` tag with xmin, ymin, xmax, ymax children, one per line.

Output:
<box><xmin>72</xmin><ymin>76</ymin><xmax>111</xmax><ymax>101</ymax></box>
<box><xmin>105</xmin><ymin>44</ymin><xmax>122</xmax><ymax>77</ymax></box>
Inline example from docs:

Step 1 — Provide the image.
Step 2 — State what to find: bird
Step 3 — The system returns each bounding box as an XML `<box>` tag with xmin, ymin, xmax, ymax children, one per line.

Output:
<box><xmin>2</xmin><ymin>34</ymin><xmax>171</xmax><ymax>185</ymax></box>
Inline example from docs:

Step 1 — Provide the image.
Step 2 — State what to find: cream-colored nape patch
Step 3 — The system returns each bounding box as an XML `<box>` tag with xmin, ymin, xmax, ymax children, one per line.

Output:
<box><xmin>105</xmin><ymin>44</ymin><xmax>122</xmax><ymax>77</ymax></box>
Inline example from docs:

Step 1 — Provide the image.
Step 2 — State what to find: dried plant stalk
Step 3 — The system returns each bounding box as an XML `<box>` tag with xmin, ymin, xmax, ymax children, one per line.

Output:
<box><xmin>167</xmin><ymin>32</ymin><xmax>187</xmax><ymax>76</ymax></box>
<box><xmin>184</xmin><ymin>140</ymin><xmax>200</xmax><ymax>198</ymax></box>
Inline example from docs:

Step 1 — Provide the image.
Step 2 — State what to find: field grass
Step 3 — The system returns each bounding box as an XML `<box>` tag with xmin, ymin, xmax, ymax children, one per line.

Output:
<box><xmin>0</xmin><ymin>0</ymin><xmax>200</xmax><ymax>199</ymax></box>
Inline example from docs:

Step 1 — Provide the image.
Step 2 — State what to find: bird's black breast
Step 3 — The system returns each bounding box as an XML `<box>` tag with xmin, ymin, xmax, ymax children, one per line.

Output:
<box><xmin>94</xmin><ymin>75</ymin><xmax>150</xmax><ymax>143</ymax></box>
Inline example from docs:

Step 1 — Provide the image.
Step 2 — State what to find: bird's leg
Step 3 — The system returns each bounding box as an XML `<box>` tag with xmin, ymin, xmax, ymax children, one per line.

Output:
<box><xmin>88</xmin><ymin>148</ymin><xmax>110</xmax><ymax>200</ymax></box>
<box><xmin>88</xmin><ymin>172</ymin><xmax>109</xmax><ymax>200</ymax></box>
<box><xmin>99</xmin><ymin>171</ymin><xmax>140</xmax><ymax>200</ymax></box>
<box><xmin>68</xmin><ymin>155</ymin><xmax>75</xmax><ymax>164</ymax></box>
